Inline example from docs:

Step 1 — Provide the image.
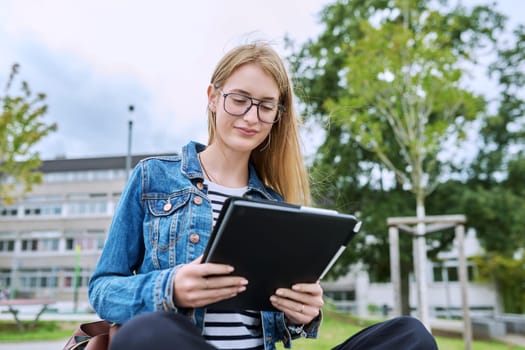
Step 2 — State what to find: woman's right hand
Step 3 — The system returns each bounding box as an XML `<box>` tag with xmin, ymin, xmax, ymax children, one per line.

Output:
<box><xmin>173</xmin><ymin>255</ymin><xmax>248</xmax><ymax>308</ymax></box>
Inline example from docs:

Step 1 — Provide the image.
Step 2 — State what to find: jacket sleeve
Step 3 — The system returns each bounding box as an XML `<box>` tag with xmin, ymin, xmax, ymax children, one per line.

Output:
<box><xmin>88</xmin><ymin>163</ymin><xmax>177</xmax><ymax>324</ymax></box>
<box><xmin>265</xmin><ymin>311</ymin><xmax>322</xmax><ymax>349</ymax></box>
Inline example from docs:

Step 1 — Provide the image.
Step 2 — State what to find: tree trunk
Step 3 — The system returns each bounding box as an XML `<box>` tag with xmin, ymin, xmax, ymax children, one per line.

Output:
<box><xmin>414</xmin><ymin>192</ymin><xmax>430</xmax><ymax>330</ymax></box>
<box><xmin>401</xmin><ymin>257</ymin><xmax>412</xmax><ymax>315</ymax></box>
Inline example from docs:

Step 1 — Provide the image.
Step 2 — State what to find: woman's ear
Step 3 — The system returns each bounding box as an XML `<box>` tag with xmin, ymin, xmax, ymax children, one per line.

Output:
<box><xmin>207</xmin><ymin>84</ymin><xmax>217</xmax><ymax>112</ymax></box>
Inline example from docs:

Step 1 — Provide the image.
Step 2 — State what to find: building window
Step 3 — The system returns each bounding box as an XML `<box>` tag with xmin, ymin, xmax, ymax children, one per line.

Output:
<box><xmin>20</xmin><ymin>239</ymin><xmax>59</xmax><ymax>252</ymax></box>
<box><xmin>68</xmin><ymin>202</ymin><xmax>107</xmax><ymax>215</ymax></box>
<box><xmin>24</xmin><ymin>194</ymin><xmax>64</xmax><ymax>202</ymax></box>
<box><xmin>66</xmin><ymin>229</ymin><xmax>105</xmax><ymax>251</ymax></box>
<box><xmin>23</xmin><ymin>205</ymin><xmax>62</xmax><ymax>216</ymax></box>
<box><xmin>40</xmin><ymin>239</ymin><xmax>59</xmax><ymax>252</ymax></box>
<box><xmin>433</xmin><ymin>264</ymin><xmax>476</xmax><ymax>282</ymax></box>
<box><xmin>447</xmin><ymin>266</ymin><xmax>459</xmax><ymax>281</ymax></box>
<box><xmin>43</xmin><ymin>169</ymin><xmax>127</xmax><ymax>183</ymax></box>
<box><xmin>0</xmin><ymin>207</ymin><xmax>18</xmax><ymax>217</ymax></box>
<box><xmin>18</xmin><ymin>269</ymin><xmax>59</xmax><ymax>290</ymax></box>
<box><xmin>325</xmin><ymin>290</ymin><xmax>356</xmax><ymax>301</ymax></box>
<box><xmin>63</xmin><ymin>268</ymin><xmax>91</xmax><ymax>289</ymax></box>
<box><xmin>64</xmin><ymin>276</ymin><xmax>73</xmax><ymax>288</ymax></box>
<box><xmin>66</xmin><ymin>237</ymin><xmax>104</xmax><ymax>251</ymax></box>
<box><xmin>0</xmin><ymin>240</ymin><xmax>15</xmax><ymax>252</ymax></box>
<box><xmin>21</xmin><ymin>239</ymin><xmax>38</xmax><ymax>251</ymax></box>
<box><xmin>0</xmin><ymin>269</ymin><xmax>11</xmax><ymax>289</ymax></box>
<box><xmin>433</xmin><ymin>266</ymin><xmax>440</xmax><ymax>281</ymax></box>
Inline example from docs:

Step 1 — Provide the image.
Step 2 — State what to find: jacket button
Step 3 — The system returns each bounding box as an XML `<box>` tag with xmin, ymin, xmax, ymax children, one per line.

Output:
<box><xmin>163</xmin><ymin>202</ymin><xmax>172</xmax><ymax>211</ymax></box>
<box><xmin>193</xmin><ymin>196</ymin><xmax>203</xmax><ymax>205</ymax></box>
<box><xmin>189</xmin><ymin>233</ymin><xmax>200</xmax><ymax>244</ymax></box>
<box><xmin>196</xmin><ymin>182</ymin><xmax>204</xmax><ymax>190</ymax></box>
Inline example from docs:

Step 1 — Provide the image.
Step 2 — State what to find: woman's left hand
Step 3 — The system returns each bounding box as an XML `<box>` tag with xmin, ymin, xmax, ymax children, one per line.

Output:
<box><xmin>270</xmin><ymin>282</ymin><xmax>324</xmax><ymax>325</ymax></box>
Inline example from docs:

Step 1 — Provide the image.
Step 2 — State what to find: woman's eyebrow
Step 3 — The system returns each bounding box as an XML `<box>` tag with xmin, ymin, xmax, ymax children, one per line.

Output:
<box><xmin>228</xmin><ymin>88</ymin><xmax>278</xmax><ymax>101</ymax></box>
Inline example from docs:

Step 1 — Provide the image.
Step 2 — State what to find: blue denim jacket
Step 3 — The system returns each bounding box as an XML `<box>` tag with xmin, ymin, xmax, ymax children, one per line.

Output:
<box><xmin>88</xmin><ymin>141</ymin><xmax>320</xmax><ymax>350</ymax></box>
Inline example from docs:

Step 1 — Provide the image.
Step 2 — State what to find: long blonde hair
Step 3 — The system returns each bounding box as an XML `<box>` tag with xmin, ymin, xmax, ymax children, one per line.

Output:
<box><xmin>207</xmin><ymin>42</ymin><xmax>310</xmax><ymax>205</ymax></box>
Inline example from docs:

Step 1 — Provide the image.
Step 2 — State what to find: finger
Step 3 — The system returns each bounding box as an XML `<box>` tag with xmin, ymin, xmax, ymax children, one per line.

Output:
<box><xmin>275</xmin><ymin>288</ymin><xmax>324</xmax><ymax>309</ymax></box>
<box><xmin>270</xmin><ymin>296</ymin><xmax>315</xmax><ymax>324</ymax></box>
<box><xmin>188</xmin><ymin>285</ymin><xmax>247</xmax><ymax>308</ymax></box>
<box><xmin>271</xmin><ymin>295</ymin><xmax>307</xmax><ymax>315</ymax></box>
<box><xmin>291</xmin><ymin>283</ymin><xmax>323</xmax><ymax>295</ymax></box>
<box><xmin>205</xmin><ymin>276</ymin><xmax>248</xmax><ymax>290</ymax></box>
<box><xmin>198</xmin><ymin>262</ymin><xmax>236</xmax><ymax>277</ymax></box>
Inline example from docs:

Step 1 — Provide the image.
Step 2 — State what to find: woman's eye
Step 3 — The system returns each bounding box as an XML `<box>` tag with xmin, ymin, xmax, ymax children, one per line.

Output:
<box><xmin>232</xmin><ymin>96</ymin><xmax>249</xmax><ymax>104</ymax></box>
<box><xmin>260</xmin><ymin>103</ymin><xmax>276</xmax><ymax>111</ymax></box>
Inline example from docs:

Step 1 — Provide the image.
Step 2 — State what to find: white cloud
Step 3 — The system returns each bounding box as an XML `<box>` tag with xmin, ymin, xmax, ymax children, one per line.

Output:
<box><xmin>0</xmin><ymin>0</ymin><xmax>327</xmax><ymax>158</ymax></box>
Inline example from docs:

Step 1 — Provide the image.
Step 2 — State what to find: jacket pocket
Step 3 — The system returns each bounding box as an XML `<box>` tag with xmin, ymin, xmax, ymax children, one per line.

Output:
<box><xmin>147</xmin><ymin>192</ymin><xmax>190</xmax><ymax>217</ymax></box>
<box><xmin>145</xmin><ymin>192</ymin><xmax>191</xmax><ymax>267</ymax></box>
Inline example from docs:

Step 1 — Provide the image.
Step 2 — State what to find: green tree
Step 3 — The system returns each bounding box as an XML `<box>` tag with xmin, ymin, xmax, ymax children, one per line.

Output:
<box><xmin>287</xmin><ymin>0</ymin><xmax>504</xmax><ymax>315</ymax></box>
<box><xmin>473</xmin><ymin>254</ymin><xmax>525</xmax><ymax>314</ymax></box>
<box><xmin>0</xmin><ymin>63</ymin><xmax>57</xmax><ymax>204</ymax></box>
<box><xmin>461</xmin><ymin>25</ymin><xmax>525</xmax><ymax>313</ymax></box>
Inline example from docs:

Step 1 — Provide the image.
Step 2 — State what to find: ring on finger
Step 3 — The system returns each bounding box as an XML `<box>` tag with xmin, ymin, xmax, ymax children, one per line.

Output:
<box><xmin>300</xmin><ymin>304</ymin><xmax>305</xmax><ymax>313</ymax></box>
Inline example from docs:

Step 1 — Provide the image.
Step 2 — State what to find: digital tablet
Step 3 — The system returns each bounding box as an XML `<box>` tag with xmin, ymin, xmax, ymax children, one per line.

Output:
<box><xmin>202</xmin><ymin>196</ymin><xmax>361</xmax><ymax>311</ymax></box>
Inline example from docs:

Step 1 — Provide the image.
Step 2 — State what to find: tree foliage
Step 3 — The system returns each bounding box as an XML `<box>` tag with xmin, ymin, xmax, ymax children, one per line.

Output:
<box><xmin>472</xmin><ymin>25</ymin><xmax>525</xmax><ymax>185</ymax></box>
<box><xmin>0</xmin><ymin>64</ymin><xmax>57</xmax><ymax>204</ymax></box>
<box><xmin>473</xmin><ymin>254</ymin><xmax>525</xmax><ymax>314</ymax></box>
<box><xmin>287</xmin><ymin>0</ymin><xmax>523</xmax><ymax>313</ymax></box>
<box><xmin>461</xmin><ymin>25</ymin><xmax>525</xmax><ymax>313</ymax></box>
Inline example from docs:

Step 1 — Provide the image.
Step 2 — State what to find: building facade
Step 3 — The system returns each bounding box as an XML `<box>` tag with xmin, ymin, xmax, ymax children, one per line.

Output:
<box><xmin>323</xmin><ymin>228</ymin><xmax>500</xmax><ymax>318</ymax></box>
<box><xmin>0</xmin><ymin>154</ymin><xmax>153</xmax><ymax>310</ymax></box>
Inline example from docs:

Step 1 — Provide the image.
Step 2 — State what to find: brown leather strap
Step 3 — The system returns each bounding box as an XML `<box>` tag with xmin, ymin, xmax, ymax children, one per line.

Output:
<box><xmin>79</xmin><ymin>320</ymin><xmax>112</xmax><ymax>337</ymax></box>
<box><xmin>63</xmin><ymin>320</ymin><xmax>119</xmax><ymax>350</ymax></box>
<box><xmin>84</xmin><ymin>333</ymin><xmax>109</xmax><ymax>350</ymax></box>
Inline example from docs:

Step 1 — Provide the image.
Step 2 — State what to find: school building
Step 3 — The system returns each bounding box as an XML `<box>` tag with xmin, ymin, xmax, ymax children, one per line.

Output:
<box><xmin>0</xmin><ymin>154</ymin><xmax>150</xmax><ymax>311</ymax></box>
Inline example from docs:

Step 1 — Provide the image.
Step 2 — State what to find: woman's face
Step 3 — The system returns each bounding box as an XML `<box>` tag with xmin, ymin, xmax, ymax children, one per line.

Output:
<box><xmin>208</xmin><ymin>63</ymin><xmax>279</xmax><ymax>154</ymax></box>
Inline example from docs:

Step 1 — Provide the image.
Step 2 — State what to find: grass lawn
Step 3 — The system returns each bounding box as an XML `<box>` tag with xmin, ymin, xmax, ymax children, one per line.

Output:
<box><xmin>276</xmin><ymin>310</ymin><xmax>525</xmax><ymax>350</ymax></box>
<box><xmin>0</xmin><ymin>320</ymin><xmax>77</xmax><ymax>342</ymax></box>
<box><xmin>0</xmin><ymin>311</ymin><xmax>523</xmax><ymax>350</ymax></box>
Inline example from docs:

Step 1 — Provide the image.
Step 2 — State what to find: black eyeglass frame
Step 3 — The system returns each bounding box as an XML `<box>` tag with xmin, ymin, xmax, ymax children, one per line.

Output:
<box><xmin>220</xmin><ymin>90</ymin><xmax>285</xmax><ymax>124</ymax></box>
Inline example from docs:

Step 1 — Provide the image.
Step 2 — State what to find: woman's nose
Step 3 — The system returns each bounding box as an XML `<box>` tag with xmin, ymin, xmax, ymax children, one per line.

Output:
<box><xmin>243</xmin><ymin>104</ymin><xmax>260</xmax><ymax>123</ymax></box>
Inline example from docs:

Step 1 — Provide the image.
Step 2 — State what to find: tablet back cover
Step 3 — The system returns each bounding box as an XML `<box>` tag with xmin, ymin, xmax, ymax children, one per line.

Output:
<box><xmin>203</xmin><ymin>197</ymin><xmax>360</xmax><ymax>311</ymax></box>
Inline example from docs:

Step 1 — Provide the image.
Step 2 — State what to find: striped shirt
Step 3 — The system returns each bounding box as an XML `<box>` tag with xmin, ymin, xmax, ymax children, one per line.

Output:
<box><xmin>202</xmin><ymin>180</ymin><xmax>264</xmax><ymax>350</ymax></box>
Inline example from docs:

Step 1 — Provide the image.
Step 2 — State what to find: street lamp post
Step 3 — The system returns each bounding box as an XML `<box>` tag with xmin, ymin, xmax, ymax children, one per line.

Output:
<box><xmin>126</xmin><ymin>105</ymin><xmax>134</xmax><ymax>178</ymax></box>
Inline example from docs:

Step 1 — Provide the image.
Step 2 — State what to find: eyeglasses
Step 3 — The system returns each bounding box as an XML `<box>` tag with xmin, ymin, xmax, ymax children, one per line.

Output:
<box><xmin>220</xmin><ymin>90</ymin><xmax>285</xmax><ymax>124</ymax></box>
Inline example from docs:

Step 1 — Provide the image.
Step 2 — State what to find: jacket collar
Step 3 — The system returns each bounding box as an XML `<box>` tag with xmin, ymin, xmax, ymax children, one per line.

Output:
<box><xmin>181</xmin><ymin>141</ymin><xmax>277</xmax><ymax>200</ymax></box>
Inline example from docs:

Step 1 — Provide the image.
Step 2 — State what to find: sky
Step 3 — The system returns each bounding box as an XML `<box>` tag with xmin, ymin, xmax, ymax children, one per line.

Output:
<box><xmin>0</xmin><ymin>0</ymin><xmax>523</xmax><ymax>160</ymax></box>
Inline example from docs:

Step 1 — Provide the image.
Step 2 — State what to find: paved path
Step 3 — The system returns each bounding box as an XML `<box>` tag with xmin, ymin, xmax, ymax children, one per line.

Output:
<box><xmin>430</xmin><ymin>318</ymin><xmax>525</xmax><ymax>348</ymax></box>
<box><xmin>0</xmin><ymin>339</ymin><xmax>67</xmax><ymax>350</ymax></box>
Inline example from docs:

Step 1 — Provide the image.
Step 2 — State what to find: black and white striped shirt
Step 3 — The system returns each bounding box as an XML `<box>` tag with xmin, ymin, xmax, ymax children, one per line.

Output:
<box><xmin>202</xmin><ymin>180</ymin><xmax>264</xmax><ymax>350</ymax></box>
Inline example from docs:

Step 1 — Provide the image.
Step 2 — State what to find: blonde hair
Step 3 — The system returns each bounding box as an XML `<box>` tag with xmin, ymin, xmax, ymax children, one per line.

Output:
<box><xmin>207</xmin><ymin>42</ymin><xmax>310</xmax><ymax>205</ymax></box>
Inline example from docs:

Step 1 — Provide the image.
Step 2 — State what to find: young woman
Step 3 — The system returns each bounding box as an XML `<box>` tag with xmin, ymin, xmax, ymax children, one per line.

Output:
<box><xmin>89</xmin><ymin>42</ymin><xmax>437</xmax><ymax>350</ymax></box>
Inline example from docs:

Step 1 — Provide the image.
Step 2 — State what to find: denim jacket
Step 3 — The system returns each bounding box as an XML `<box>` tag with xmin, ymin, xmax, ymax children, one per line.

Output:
<box><xmin>88</xmin><ymin>141</ymin><xmax>320</xmax><ymax>350</ymax></box>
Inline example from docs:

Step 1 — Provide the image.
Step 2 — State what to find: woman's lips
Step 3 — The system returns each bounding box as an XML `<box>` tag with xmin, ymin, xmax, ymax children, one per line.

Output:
<box><xmin>236</xmin><ymin>127</ymin><xmax>258</xmax><ymax>136</ymax></box>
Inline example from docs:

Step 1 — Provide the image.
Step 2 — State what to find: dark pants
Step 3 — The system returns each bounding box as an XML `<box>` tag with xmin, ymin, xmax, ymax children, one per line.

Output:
<box><xmin>109</xmin><ymin>311</ymin><xmax>438</xmax><ymax>350</ymax></box>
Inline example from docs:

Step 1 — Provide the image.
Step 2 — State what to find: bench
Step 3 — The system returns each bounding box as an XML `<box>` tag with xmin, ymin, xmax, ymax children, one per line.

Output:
<box><xmin>471</xmin><ymin>317</ymin><xmax>506</xmax><ymax>339</ymax></box>
<box><xmin>495</xmin><ymin>314</ymin><xmax>525</xmax><ymax>335</ymax></box>
<box><xmin>0</xmin><ymin>298</ymin><xmax>56</xmax><ymax>330</ymax></box>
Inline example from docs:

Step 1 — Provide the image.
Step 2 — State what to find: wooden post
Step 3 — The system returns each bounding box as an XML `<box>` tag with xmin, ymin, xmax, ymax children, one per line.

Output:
<box><xmin>456</xmin><ymin>224</ymin><xmax>472</xmax><ymax>350</ymax></box>
<box><xmin>413</xmin><ymin>233</ymin><xmax>431</xmax><ymax>330</ymax></box>
<box><xmin>389</xmin><ymin>226</ymin><xmax>401</xmax><ymax>317</ymax></box>
<box><xmin>388</xmin><ymin>215</ymin><xmax>467</xmax><ymax>336</ymax></box>
<box><xmin>414</xmin><ymin>205</ymin><xmax>431</xmax><ymax>331</ymax></box>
